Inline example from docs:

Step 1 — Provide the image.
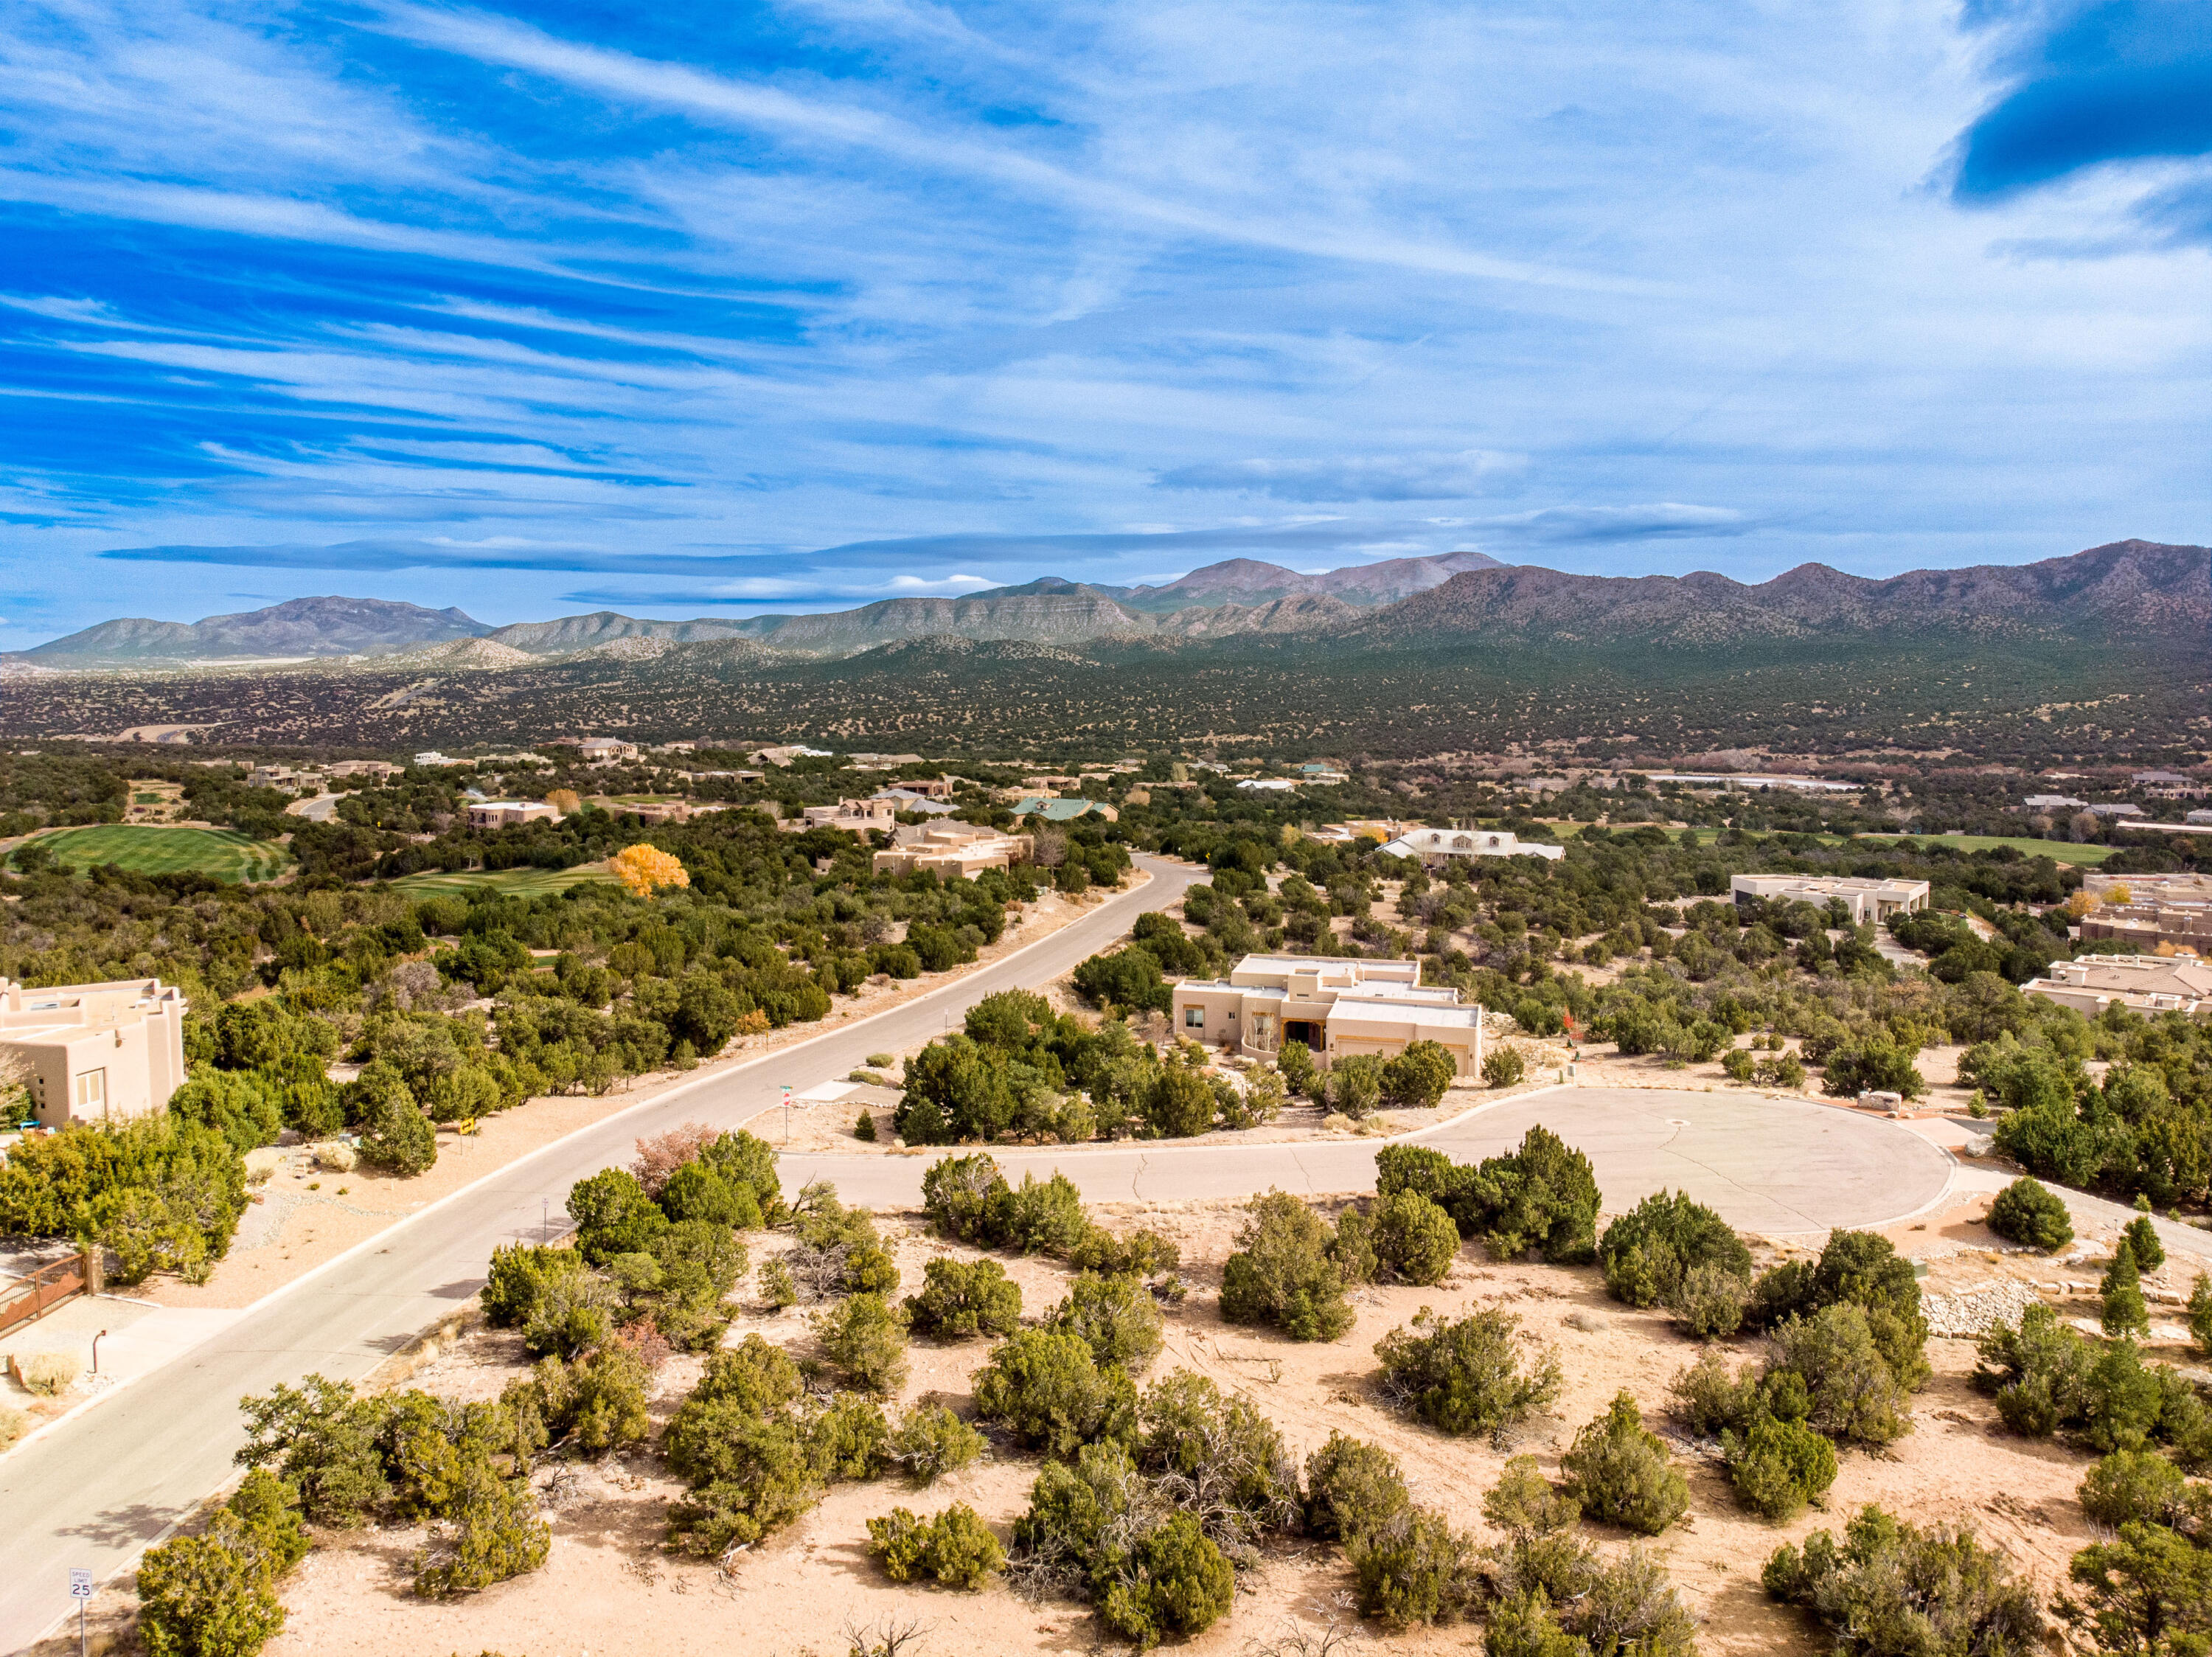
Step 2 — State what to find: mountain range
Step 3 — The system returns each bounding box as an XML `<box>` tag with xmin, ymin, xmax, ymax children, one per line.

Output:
<box><xmin>12</xmin><ymin>539</ymin><xmax>2205</xmax><ymax>668</ymax></box>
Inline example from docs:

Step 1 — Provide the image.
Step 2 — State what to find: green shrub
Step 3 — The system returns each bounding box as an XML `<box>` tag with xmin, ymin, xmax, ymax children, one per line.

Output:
<box><xmin>995</xmin><ymin>1171</ymin><xmax>1091</xmax><ymax>1256</ymax></box>
<box><xmin>1559</xmin><ymin>1392</ymin><xmax>1688</xmax><ymax>1535</ymax></box>
<box><xmin>2079</xmin><ymin>1448</ymin><xmax>2197</xmax><ymax>1529</ymax></box>
<box><xmin>2124</xmin><ymin>1214</ymin><xmax>2167</xmax><ymax>1275</ymax></box>
<box><xmin>353</xmin><ymin>1064</ymin><xmax>437</xmax><ymax>1176</ymax></box>
<box><xmin>2104</xmin><ymin>1244</ymin><xmax>2152</xmax><ymax>1340</ymax></box>
<box><xmin>810</xmin><ymin>1293</ymin><xmax>909</xmax><ymax>1394</ymax></box>
<box><xmin>662</xmin><ymin>1339</ymin><xmax>835</xmax><ymax>1556</ymax></box>
<box><xmin>659</xmin><ymin>1160</ymin><xmax>759</xmax><ymax>1229</ymax></box>
<box><xmin>414</xmin><ymin>1456</ymin><xmax>550</xmax><ymax>1597</ymax></box>
<box><xmin>1375</xmin><ymin>1143</ymin><xmax>1459</xmax><ymax>1207</ymax></box>
<box><xmin>1302</xmin><ymin>1431</ymin><xmax>1411</xmax><ymax>1543</ymax></box>
<box><xmin>886</xmin><ymin>1404</ymin><xmax>985</xmax><ymax>1485</ymax></box>
<box><xmin>1144</xmin><ymin>1064</ymin><xmax>1217</xmax><ymax>1137</ymax></box>
<box><xmin>1455</xmin><ymin>1126</ymin><xmax>1601</xmax><ymax>1264</ymax></box>
<box><xmin>1598</xmin><ymin>1189</ymin><xmax>1751</xmax><ymax>1311</ymax></box>
<box><xmin>2191</xmin><ymin>1274</ymin><xmax>2212</xmax><ymax>1357</ymax></box>
<box><xmin>853</xmin><ymin>1109</ymin><xmax>877</xmax><ymax>1142</ymax></box>
<box><xmin>1326</xmin><ymin>1054</ymin><xmax>1383</xmax><ymax>1119</ymax></box>
<box><xmin>1218</xmin><ymin>1189</ymin><xmax>1354</xmax><ymax>1341</ymax></box>
<box><xmin>867</xmin><ymin>1502</ymin><xmax>1004</xmax><ymax>1589</ymax></box>
<box><xmin>1746</xmin><ymin>1229</ymin><xmax>1929</xmax><ymax>1392</ymax></box>
<box><xmin>1346</xmin><ymin>1507</ymin><xmax>1483</xmax><ymax>1628</ymax></box>
<box><xmin>973</xmin><ymin>1328</ymin><xmax>1138</xmax><ymax>1458</ymax></box>
<box><xmin>1380</xmin><ymin>1041</ymin><xmax>1456</xmax><ymax>1110</ymax></box>
<box><xmin>1484</xmin><ymin>1453</ymin><xmax>1582</xmax><ymax>1540</ymax></box>
<box><xmin>903</xmin><ymin>1257</ymin><xmax>1022</xmax><ymax>1340</ymax></box>
<box><xmin>1770</xmin><ymin>1304</ymin><xmax>1913</xmax><ymax>1447</ymax></box>
<box><xmin>1043</xmin><ymin>1272</ymin><xmax>1164</xmax><ymax>1372</ymax></box>
<box><xmin>480</xmin><ymin>1243</ymin><xmax>587</xmax><ymax>1332</ymax></box>
<box><xmin>1481</xmin><ymin>1045</ymin><xmax>1527</xmax><ymax>1089</ymax></box>
<box><xmin>1371</xmin><ymin>1189</ymin><xmax>1461</xmax><ymax>1285</ymax></box>
<box><xmin>1725</xmin><ymin>1416</ymin><xmax>1837</xmax><ymax>1521</ymax></box>
<box><xmin>1484</xmin><ymin>1588</ymin><xmax>1585</xmax><ymax>1657</ymax></box>
<box><xmin>1136</xmin><ymin>1370</ymin><xmax>1300</xmax><ymax>1540</ymax></box>
<box><xmin>1764</xmin><ymin>1504</ymin><xmax>2045</xmax><ymax>1656</ymax></box>
<box><xmin>1068</xmin><ymin>1225</ymin><xmax>1181</xmax><ymax>1279</ymax></box>
<box><xmin>2070</xmin><ymin>1520</ymin><xmax>2212</xmax><ymax>1655</ymax></box>
<box><xmin>1675</xmin><ymin>1261</ymin><xmax>1752</xmax><ymax>1340</ymax></box>
<box><xmin>1099</xmin><ymin>1512</ymin><xmax>1234</xmax><ymax>1646</ymax></box>
<box><xmin>1278</xmin><ymin>1039</ymin><xmax>1319</xmax><ymax>1099</ymax></box>
<box><xmin>921</xmin><ymin>1153</ymin><xmax>1007</xmax><ymax>1242</ymax></box>
<box><xmin>1329</xmin><ymin>1203</ymin><xmax>1378</xmax><ymax>1288</ymax></box>
<box><xmin>1374</xmin><ymin>1306</ymin><xmax>1563</xmax><ymax>1437</ymax></box>
<box><xmin>758</xmin><ymin>1259</ymin><xmax>796</xmax><ymax>1310</ymax></box>
<box><xmin>137</xmin><ymin>1500</ymin><xmax>295</xmax><ymax>1657</ymax></box>
<box><xmin>1986</xmin><ymin>1178</ymin><xmax>2073</xmax><ymax>1252</ymax></box>
<box><xmin>566</xmin><ymin>1167</ymin><xmax>668</xmax><ymax>1266</ymax></box>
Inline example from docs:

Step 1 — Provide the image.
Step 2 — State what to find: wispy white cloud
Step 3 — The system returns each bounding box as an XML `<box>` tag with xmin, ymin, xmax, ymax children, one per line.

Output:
<box><xmin>1156</xmin><ymin>451</ymin><xmax>1527</xmax><ymax>501</ymax></box>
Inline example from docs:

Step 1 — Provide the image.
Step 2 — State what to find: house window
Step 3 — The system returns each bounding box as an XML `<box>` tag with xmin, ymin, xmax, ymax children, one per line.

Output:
<box><xmin>1184</xmin><ymin>1007</ymin><xmax>1206</xmax><ymax>1029</ymax></box>
<box><xmin>74</xmin><ymin>1069</ymin><xmax>106</xmax><ymax>1118</ymax></box>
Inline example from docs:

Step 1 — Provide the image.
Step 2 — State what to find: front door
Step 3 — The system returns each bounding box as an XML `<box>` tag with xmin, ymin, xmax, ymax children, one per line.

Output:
<box><xmin>1284</xmin><ymin>1019</ymin><xmax>1324</xmax><ymax>1051</ymax></box>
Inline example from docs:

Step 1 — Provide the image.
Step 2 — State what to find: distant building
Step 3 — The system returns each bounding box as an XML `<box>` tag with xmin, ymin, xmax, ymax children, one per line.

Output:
<box><xmin>576</xmin><ymin>737</ymin><xmax>640</xmax><ymax>764</ymax></box>
<box><xmin>872</xmin><ymin>788</ymin><xmax>958</xmax><ymax>816</ymax></box>
<box><xmin>872</xmin><ymin>821</ymin><xmax>1033</xmax><ymax>878</ymax></box>
<box><xmin>751</xmin><ymin>745</ymin><xmax>832</xmax><ymax>766</ymax></box>
<box><xmin>413</xmin><ymin>751</ymin><xmax>467</xmax><ymax>768</ymax></box>
<box><xmin>247</xmin><ymin>764</ymin><xmax>316</xmax><ymax>791</ymax></box>
<box><xmin>793</xmin><ymin>798</ymin><xmax>900</xmax><ymax>833</ymax></box>
<box><xmin>1375</xmin><ymin>827</ymin><xmax>1565</xmax><ymax>864</ymax></box>
<box><xmin>2023</xmin><ymin>793</ymin><xmax>2088</xmax><ymax>810</ymax></box>
<box><xmin>327</xmin><ymin>760</ymin><xmax>402</xmax><ymax>782</ymax></box>
<box><xmin>1</xmin><ymin>976</ymin><xmax>189</xmax><ymax>1129</ymax></box>
<box><xmin>2088</xmin><ymin>872</ymin><xmax>2212</xmax><ymax>901</ymax></box>
<box><xmin>610</xmin><ymin>799</ymin><xmax>726</xmax><ymax>826</ymax></box>
<box><xmin>2135</xmin><ymin>769</ymin><xmax>2195</xmax><ymax>788</ymax></box>
<box><xmin>1730</xmin><ymin>874</ymin><xmax>1930</xmax><ymax>923</ymax></box>
<box><xmin>2023</xmin><ymin>955</ymin><xmax>2212</xmax><ymax>1018</ymax></box>
<box><xmin>466</xmin><ymin>800</ymin><xmax>560</xmax><ymax>830</ymax></box>
<box><xmin>847</xmin><ymin>751</ymin><xmax>925</xmax><ymax>767</ymax></box>
<box><xmin>2190</xmin><ymin>810</ymin><xmax>2212</xmax><ymax>827</ymax></box>
<box><xmin>1171</xmin><ymin>955</ymin><xmax>1486</xmax><ymax>1075</ymax></box>
<box><xmin>2087</xmin><ymin>803</ymin><xmax>2143</xmax><ymax>818</ymax></box>
<box><xmin>2080</xmin><ymin>899</ymin><xmax>2212</xmax><ymax>953</ymax></box>
<box><xmin>1236</xmin><ymin>779</ymin><xmax>1298</xmax><ymax>793</ymax></box>
<box><xmin>1010</xmin><ymin>797</ymin><xmax>1118</xmax><ymax>824</ymax></box>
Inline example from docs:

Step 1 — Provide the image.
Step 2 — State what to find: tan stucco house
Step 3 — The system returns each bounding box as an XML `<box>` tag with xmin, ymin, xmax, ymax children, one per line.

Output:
<box><xmin>1170</xmin><ymin>954</ymin><xmax>1486</xmax><ymax>1075</ymax></box>
<box><xmin>1</xmin><ymin>976</ymin><xmax>189</xmax><ymax>1129</ymax></box>
<box><xmin>1730</xmin><ymin>874</ymin><xmax>1930</xmax><ymax>924</ymax></box>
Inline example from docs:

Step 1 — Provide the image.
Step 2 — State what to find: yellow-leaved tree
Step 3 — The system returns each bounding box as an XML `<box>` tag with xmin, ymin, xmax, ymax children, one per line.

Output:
<box><xmin>611</xmin><ymin>843</ymin><xmax>689</xmax><ymax>899</ymax></box>
<box><xmin>546</xmin><ymin>788</ymin><xmax>582</xmax><ymax>816</ymax></box>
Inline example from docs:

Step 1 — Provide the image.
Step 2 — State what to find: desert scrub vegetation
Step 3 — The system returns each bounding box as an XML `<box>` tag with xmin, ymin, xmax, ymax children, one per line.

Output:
<box><xmin>1559</xmin><ymin>1392</ymin><xmax>1690</xmax><ymax>1535</ymax></box>
<box><xmin>662</xmin><ymin>1335</ymin><xmax>918</xmax><ymax>1557</ymax></box>
<box><xmin>902</xmin><ymin>1255</ymin><xmax>1023</xmax><ymax>1340</ymax></box>
<box><xmin>1974</xmin><ymin>1304</ymin><xmax>2212</xmax><ymax>1459</ymax></box>
<box><xmin>1375</xmin><ymin>1305</ymin><xmax>1564</xmax><ymax>1437</ymax></box>
<box><xmin>1217</xmin><ymin>1188</ymin><xmax>1361</xmax><ymax>1341</ymax></box>
<box><xmin>810</xmin><ymin>1291</ymin><xmax>911</xmax><ymax>1393</ymax></box>
<box><xmin>1986</xmin><ymin>1175</ymin><xmax>2075</xmax><ymax>1252</ymax></box>
<box><xmin>1744</xmin><ymin>1228</ymin><xmax>1931</xmax><ymax>1393</ymax></box>
<box><xmin>232</xmin><ymin>1375</ymin><xmax>549</xmax><ymax>1597</ymax></box>
<box><xmin>866</xmin><ymin>1502</ymin><xmax>1004</xmax><ymax>1589</ymax></box>
<box><xmin>1371</xmin><ymin>1125</ymin><xmax>1601</xmax><ymax>1264</ymax></box>
<box><xmin>1006</xmin><ymin>1369</ymin><xmax>1300</xmax><ymax>1646</ymax></box>
<box><xmin>135</xmin><ymin>1468</ymin><xmax>310</xmax><ymax>1657</ymax></box>
<box><xmin>973</xmin><ymin>1327</ymin><xmax>1140</xmax><ymax>1457</ymax></box>
<box><xmin>1041</xmin><ymin>1271</ymin><xmax>1165</xmax><ymax>1372</ymax></box>
<box><xmin>1763</xmin><ymin>1504</ymin><xmax>2044</xmax><ymax>1656</ymax></box>
<box><xmin>1598</xmin><ymin>1188</ymin><xmax>1753</xmax><ymax>1338</ymax></box>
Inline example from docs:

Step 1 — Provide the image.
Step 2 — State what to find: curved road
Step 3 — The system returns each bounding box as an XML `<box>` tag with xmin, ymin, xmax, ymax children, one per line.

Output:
<box><xmin>0</xmin><ymin>853</ymin><xmax>1953</xmax><ymax>1649</ymax></box>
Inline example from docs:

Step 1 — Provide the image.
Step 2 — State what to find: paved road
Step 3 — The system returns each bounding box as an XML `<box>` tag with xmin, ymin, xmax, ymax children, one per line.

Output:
<box><xmin>0</xmin><ymin>858</ymin><xmax>1201</xmax><ymax>1652</ymax></box>
<box><xmin>790</xmin><ymin>1086</ymin><xmax>1955</xmax><ymax>1234</ymax></box>
<box><xmin>0</xmin><ymin>856</ymin><xmax>1958</xmax><ymax>1650</ymax></box>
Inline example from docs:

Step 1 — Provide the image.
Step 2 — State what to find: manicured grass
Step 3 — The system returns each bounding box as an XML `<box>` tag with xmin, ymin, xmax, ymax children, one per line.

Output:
<box><xmin>390</xmin><ymin>864</ymin><xmax>621</xmax><ymax>898</ymax></box>
<box><xmin>1851</xmin><ymin>833</ymin><xmax>2119</xmax><ymax>866</ymax></box>
<box><xmin>13</xmin><ymin>824</ymin><xmax>293</xmax><ymax>883</ymax></box>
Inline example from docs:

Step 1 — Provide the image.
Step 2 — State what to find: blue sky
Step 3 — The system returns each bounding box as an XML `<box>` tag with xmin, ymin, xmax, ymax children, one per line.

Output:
<box><xmin>1</xmin><ymin>0</ymin><xmax>2208</xmax><ymax>642</ymax></box>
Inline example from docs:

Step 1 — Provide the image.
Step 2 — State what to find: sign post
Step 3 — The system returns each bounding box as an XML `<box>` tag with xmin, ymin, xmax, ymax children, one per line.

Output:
<box><xmin>780</xmin><ymin>1085</ymin><xmax>793</xmax><ymax>1144</ymax></box>
<box><xmin>69</xmin><ymin>1568</ymin><xmax>92</xmax><ymax>1656</ymax></box>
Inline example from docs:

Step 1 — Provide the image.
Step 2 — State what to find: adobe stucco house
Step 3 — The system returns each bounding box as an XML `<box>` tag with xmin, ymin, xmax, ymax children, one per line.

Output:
<box><xmin>1374</xmin><ymin>827</ymin><xmax>1564</xmax><ymax>864</ymax></box>
<box><xmin>0</xmin><ymin>976</ymin><xmax>189</xmax><ymax>1129</ymax></box>
<box><xmin>1170</xmin><ymin>955</ymin><xmax>1486</xmax><ymax>1075</ymax></box>
<box><xmin>872</xmin><ymin>821</ymin><xmax>1034</xmax><ymax>878</ymax></box>
<box><xmin>1729</xmin><ymin>873</ymin><xmax>1930</xmax><ymax>924</ymax></box>
<box><xmin>2023</xmin><ymin>955</ymin><xmax>2212</xmax><ymax>1019</ymax></box>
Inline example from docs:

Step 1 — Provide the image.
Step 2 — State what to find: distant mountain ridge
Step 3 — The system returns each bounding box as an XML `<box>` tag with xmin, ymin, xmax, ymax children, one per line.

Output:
<box><xmin>13</xmin><ymin>540</ymin><xmax>2203</xmax><ymax>667</ymax></box>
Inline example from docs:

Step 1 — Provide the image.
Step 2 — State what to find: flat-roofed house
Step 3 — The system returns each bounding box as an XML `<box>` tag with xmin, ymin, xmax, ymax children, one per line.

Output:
<box><xmin>1</xmin><ymin>976</ymin><xmax>189</xmax><ymax>1129</ymax></box>
<box><xmin>2023</xmin><ymin>955</ymin><xmax>2212</xmax><ymax>1018</ymax></box>
<box><xmin>1729</xmin><ymin>874</ymin><xmax>1930</xmax><ymax>923</ymax></box>
<box><xmin>872</xmin><ymin>821</ymin><xmax>1033</xmax><ymax>878</ymax></box>
<box><xmin>578</xmin><ymin>737</ymin><xmax>640</xmax><ymax>764</ymax></box>
<box><xmin>1171</xmin><ymin>954</ymin><xmax>1486</xmax><ymax>1075</ymax></box>
<box><xmin>2081</xmin><ymin>900</ymin><xmax>2212</xmax><ymax>953</ymax></box>
<box><xmin>466</xmin><ymin>800</ymin><xmax>560</xmax><ymax>830</ymax></box>
<box><xmin>793</xmin><ymin>798</ymin><xmax>900</xmax><ymax>833</ymax></box>
<box><xmin>1374</xmin><ymin>827</ymin><xmax>1565</xmax><ymax>864</ymax></box>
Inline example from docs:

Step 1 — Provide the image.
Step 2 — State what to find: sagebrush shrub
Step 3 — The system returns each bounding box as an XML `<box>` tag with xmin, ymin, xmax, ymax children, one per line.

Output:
<box><xmin>1303</xmin><ymin>1431</ymin><xmax>1412</xmax><ymax>1543</ymax></box>
<box><xmin>902</xmin><ymin>1257</ymin><xmax>1021</xmax><ymax>1340</ymax></box>
<box><xmin>887</xmin><ymin>1404</ymin><xmax>985</xmax><ymax>1485</ymax></box>
<box><xmin>1346</xmin><ymin>1507</ymin><xmax>1483</xmax><ymax>1628</ymax></box>
<box><xmin>1764</xmin><ymin>1504</ymin><xmax>2045</xmax><ymax>1655</ymax></box>
<box><xmin>1559</xmin><ymin>1392</ymin><xmax>1688</xmax><ymax>1535</ymax></box>
<box><xmin>1374</xmin><ymin>1306</ymin><xmax>1563</xmax><ymax>1437</ymax></box>
<box><xmin>1218</xmin><ymin>1189</ymin><xmax>1353</xmax><ymax>1341</ymax></box>
<box><xmin>867</xmin><ymin>1503</ymin><xmax>1004</xmax><ymax>1589</ymax></box>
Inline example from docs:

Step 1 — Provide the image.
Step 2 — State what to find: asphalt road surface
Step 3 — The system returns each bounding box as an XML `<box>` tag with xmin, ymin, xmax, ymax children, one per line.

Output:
<box><xmin>0</xmin><ymin>853</ymin><xmax>1956</xmax><ymax>1650</ymax></box>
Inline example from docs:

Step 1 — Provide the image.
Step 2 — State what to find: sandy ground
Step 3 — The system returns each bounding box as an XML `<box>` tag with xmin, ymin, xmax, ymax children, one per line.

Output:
<box><xmin>44</xmin><ymin>1189</ymin><xmax>2139</xmax><ymax>1657</ymax></box>
<box><xmin>122</xmin><ymin>879</ymin><xmax>1133</xmax><ymax>1314</ymax></box>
